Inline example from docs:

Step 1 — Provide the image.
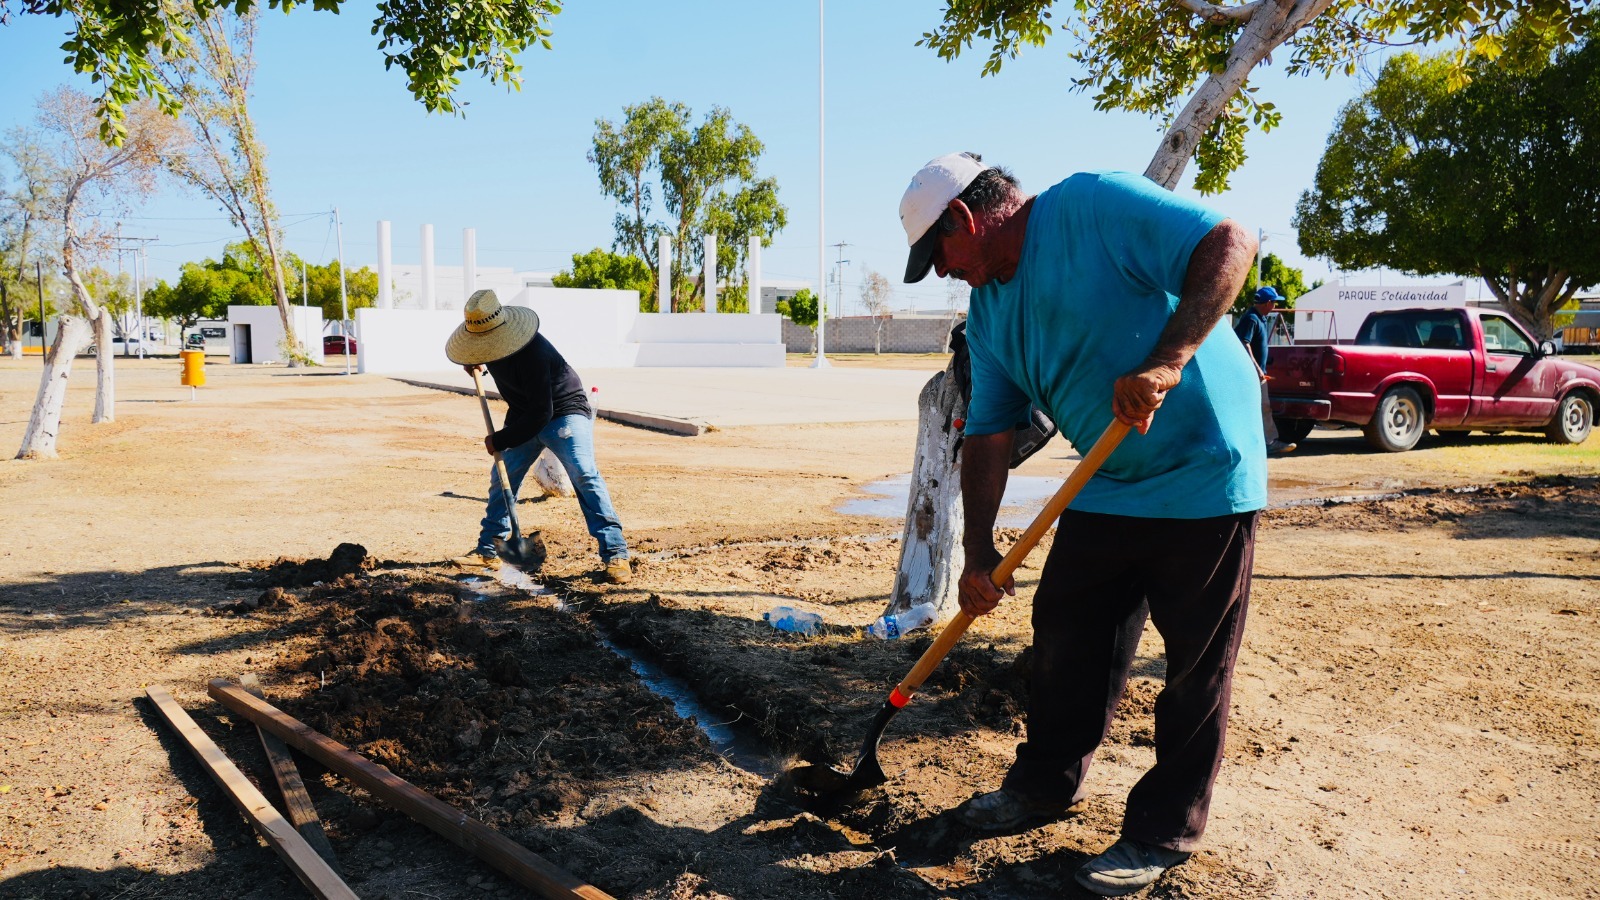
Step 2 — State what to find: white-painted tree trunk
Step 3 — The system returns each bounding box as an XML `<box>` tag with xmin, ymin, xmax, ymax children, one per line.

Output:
<box><xmin>886</xmin><ymin>362</ymin><xmax>968</xmax><ymax>619</ymax></box>
<box><xmin>1144</xmin><ymin>0</ymin><xmax>1298</xmax><ymax>190</ymax></box>
<box><xmin>531</xmin><ymin>449</ymin><xmax>574</xmax><ymax>497</ymax></box>
<box><xmin>16</xmin><ymin>315</ymin><xmax>93</xmax><ymax>459</ymax></box>
<box><xmin>92</xmin><ymin>307</ymin><xmax>115</xmax><ymax>423</ymax></box>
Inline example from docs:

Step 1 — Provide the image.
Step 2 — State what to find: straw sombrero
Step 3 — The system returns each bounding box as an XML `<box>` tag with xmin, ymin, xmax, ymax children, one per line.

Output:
<box><xmin>445</xmin><ymin>290</ymin><xmax>541</xmax><ymax>365</ymax></box>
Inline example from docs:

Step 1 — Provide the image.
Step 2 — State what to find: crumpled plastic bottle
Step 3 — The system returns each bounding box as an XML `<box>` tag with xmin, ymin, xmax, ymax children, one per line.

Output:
<box><xmin>763</xmin><ymin>606</ymin><xmax>823</xmax><ymax>635</ymax></box>
<box><xmin>867</xmin><ymin>602</ymin><xmax>938</xmax><ymax>640</ymax></box>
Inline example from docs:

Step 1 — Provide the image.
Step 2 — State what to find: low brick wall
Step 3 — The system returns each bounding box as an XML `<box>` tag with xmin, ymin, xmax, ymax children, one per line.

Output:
<box><xmin>783</xmin><ymin>317</ymin><xmax>959</xmax><ymax>353</ymax></box>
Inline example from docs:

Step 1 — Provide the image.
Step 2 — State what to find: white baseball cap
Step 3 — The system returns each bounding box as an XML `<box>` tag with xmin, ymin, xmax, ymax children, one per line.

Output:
<box><xmin>899</xmin><ymin>152</ymin><xmax>988</xmax><ymax>283</ymax></box>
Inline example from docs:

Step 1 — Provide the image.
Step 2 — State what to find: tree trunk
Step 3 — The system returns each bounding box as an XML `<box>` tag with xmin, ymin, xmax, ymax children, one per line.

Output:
<box><xmin>16</xmin><ymin>315</ymin><xmax>93</xmax><ymax>459</ymax></box>
<box><xmin>1144</xmin><ymin>0</ymin><xmax>1301</xmax><ymax>190</ymax></box>
<box><xmin>531</xmin><ymin>449</ymin><xmax>575</xmax><ymax>498</ymax></box>
<box><xmin>92</xmin><ymin>307</ymin><xmax>115</xmax><ymax>423</ymax></box>
<box><xmin>886</xmin><ymin>362</ymin><xmax>968</xmax><ymax>619</ymax></box>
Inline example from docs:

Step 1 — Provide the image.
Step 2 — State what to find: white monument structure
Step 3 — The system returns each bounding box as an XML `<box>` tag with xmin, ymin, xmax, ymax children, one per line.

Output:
<box><xmin>356</xmin><ymin>222</ymin><xmax>785</xmax><ymax>373</ymax></box>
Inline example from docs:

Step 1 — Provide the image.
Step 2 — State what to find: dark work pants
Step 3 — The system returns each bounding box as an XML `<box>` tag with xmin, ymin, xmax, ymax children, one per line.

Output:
<box><xmin>1001</xmin><ymin>509</ymin><xmax>1259</xmax><ymax>852</ymax></box>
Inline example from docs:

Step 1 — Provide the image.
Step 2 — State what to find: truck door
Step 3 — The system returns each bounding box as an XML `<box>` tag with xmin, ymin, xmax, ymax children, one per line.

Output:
<box><xmin>1476</xmin><ymin>313</ymin><xmax>1557</xmax><ymax>425</ymax></box>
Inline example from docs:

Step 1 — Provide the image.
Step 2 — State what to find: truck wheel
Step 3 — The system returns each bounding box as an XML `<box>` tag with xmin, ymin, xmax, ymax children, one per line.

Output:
<box><xmin>1364</xmin><ymin>386</ymin><xmax>1426</xmax><ymax>452</ymax></box>
<box><xmin>1274</xmin><ymin>417</ymin><xmax>1316</xmax><ymax>444</ymax></box>
<box><xmin>1545</xmin><ymin>392</ymin><xmax>1594</xmax><ymax>444</ymax></box>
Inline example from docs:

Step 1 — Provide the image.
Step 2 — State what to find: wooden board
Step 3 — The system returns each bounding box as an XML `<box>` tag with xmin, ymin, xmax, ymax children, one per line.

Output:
<box><xmin>145</xmin><ymin>687</ymin><xmax>359</xmax><ymax>900</ymax></box>
<box><xmin>207</xmin><ymin>678</ymin><xmax>614</xmax><ymax>900</ymax></box>
<box><xmin>239</xmin><ymin>673</ymin><xmax>341</xmax><ymax>871</ymax></box>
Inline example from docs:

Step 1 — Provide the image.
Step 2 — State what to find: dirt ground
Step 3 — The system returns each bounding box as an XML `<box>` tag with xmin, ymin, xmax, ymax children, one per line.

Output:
<box><xmin>1</xmin><ymin>356</ymin><xmax>1597</xmax><ymax>900</ymax></box>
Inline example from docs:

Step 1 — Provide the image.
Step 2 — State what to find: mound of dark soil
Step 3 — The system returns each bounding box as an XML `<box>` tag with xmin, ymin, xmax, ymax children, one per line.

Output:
<box><xmin>240</xmin><ymin>542</ymin><xmax>372</xmax><ymax>588</ymax></box>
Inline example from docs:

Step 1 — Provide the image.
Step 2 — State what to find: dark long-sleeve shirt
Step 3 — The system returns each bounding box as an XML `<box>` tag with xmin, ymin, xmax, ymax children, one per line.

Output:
<box><xmin>485</xmin><ymin>334</ymin><xmax>590</xmax><ymax>451</ymax></box>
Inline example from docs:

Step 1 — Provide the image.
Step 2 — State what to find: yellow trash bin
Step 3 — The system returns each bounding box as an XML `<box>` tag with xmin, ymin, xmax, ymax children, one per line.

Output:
<box><xmin>180</xmin><ymin>349</ymin><xmax>206</xmax><ymax>387</ymax></box>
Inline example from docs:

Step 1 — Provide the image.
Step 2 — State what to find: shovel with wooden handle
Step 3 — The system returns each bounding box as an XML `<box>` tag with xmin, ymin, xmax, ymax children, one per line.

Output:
<box><xmin>470</xmin><ymin>367</ymin><xmax>547</xmax><ymax>571</ymax></box>
<box><xmin>788</xmin><ymin>419</ymin><xmax>1132</xmax><ymax>804</ymax></box>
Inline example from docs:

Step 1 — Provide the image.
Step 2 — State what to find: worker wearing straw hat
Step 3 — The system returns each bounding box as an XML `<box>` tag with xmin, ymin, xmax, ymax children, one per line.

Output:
<box><xmin>445</xmin><ymin>289</ymin><xmax>632</xmax><ymax>584</ymax></box>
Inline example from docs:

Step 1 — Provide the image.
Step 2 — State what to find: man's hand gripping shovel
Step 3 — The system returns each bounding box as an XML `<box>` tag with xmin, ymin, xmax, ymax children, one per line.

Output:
<box><xmin>787</xmin><ymin>419</ymin><xmax>1132</xmax><ymax>807</ymax></box>
<box><xmin>468</xmin><ymin>367</ymin><xmax>547</xmax><ymax>571</ymax></box>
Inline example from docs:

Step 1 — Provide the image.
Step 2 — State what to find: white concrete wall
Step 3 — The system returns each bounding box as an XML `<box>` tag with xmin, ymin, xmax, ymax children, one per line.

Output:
<box><xmin>509</xmin><ymin>287</ymin><xmax>639</xmax><ymax>368</ymax></box>
<box><xmin>356</xmin><ymin>308</ymin><xmax>459</xmax><ymax>374</ymax></box>
<box><xmin>355</xmin><ymin>295</ymin><xmax>785</xmax><ymax>374</ymax></box>
<box><xmin>226</xmin><ymin>305</ymin><xmax>324</xmax><ymax>365</ymax></box>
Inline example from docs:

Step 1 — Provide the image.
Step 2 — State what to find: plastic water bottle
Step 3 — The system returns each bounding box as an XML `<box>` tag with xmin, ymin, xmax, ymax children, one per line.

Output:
<box><xmin>867</xmin><ymin>602</ymin><xmax>938</xmax><ymax>640</ymax></box>
<box><xmin>764</xmin><ymin>606</ymin><xmax>823</xmax><ymax>635</ymax></box>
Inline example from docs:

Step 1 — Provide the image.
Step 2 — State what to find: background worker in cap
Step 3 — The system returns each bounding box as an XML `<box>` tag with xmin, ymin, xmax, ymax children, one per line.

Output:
<box><xmin>445</xmin><ymin>290</ymin><xmax>632</xmax><ymax>584</ymax></box>
<box><xmin>899</xmin><ymin>153</ymin><xmax>1264</xmax><ymax>896</ymax></box>
<box><xmin>1234</xmin><ymin>286</ymin><xmax>1297</xmax><ymax>455</ymax></box>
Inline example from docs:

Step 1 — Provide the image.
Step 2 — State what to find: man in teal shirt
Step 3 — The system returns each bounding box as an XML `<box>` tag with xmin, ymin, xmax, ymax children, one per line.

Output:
<box><xmin>899</xmin><ymin>153</ymin><xmax>1264</xmax><ymax>896</ymax></box>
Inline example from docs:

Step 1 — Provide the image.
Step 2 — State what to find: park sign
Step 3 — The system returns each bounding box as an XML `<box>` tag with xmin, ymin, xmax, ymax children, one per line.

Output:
<box><xmin>1288</xmin><ymin>282</ymin><xmax>1468</xmax><ymax>343</ymax></box>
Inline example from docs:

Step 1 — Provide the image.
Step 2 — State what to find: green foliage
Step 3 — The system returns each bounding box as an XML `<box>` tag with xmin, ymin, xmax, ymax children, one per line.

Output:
<box><xmin>1234</xmin><ymin>253</ymin><xmax>1310</xmax><ymax>312</ymax></box>
<box><xmin>589</xmin><ymin>98</ymin><xmax>787</xmax><ymax>312</ymax></box>
<box><xmin>917</xmin><ymin>0</ymin><xmax>1596</xmax><ymax>193</ymax></box>
<box><xmin>1294</xmin><ymin>41</ymin><xmax>1600</xmax><ymax>338</ymax></box>
<box><xmin>551</xmin><ymin>247</ymin><xmax>654</xmax><ymax>309</ymax></box>
<box><xmin>777</xmin><ymin>288</ymin><xmax>818</xmax><ymax>331</ymax></box>
<box><xmin>142</xmin><ymin>261</ymin><xmax>248</xmax><ymax>331</ymax></box>
<box><xmin>300</xmin><ymin>258</ymin><xmax>377</xmax><ymax>324</ymax></box>
<box><xmin>8</xmin><ymin>0</ymin><xmax>562</xmax><ymax>143</ymax></box>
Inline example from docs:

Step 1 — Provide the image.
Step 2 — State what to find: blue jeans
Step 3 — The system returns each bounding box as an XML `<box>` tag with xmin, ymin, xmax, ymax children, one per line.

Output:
<box><xmin>477</xmin><ymin>413</ymin><xmax>628</xmax><ymax>562</ymax></box>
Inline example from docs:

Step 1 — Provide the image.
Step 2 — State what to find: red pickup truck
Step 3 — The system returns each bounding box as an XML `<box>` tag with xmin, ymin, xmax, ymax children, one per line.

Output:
<box><xmin>1267</xmin><ymin>307</ymin><xmax>1599</xmax><ymax>451</ymax></box>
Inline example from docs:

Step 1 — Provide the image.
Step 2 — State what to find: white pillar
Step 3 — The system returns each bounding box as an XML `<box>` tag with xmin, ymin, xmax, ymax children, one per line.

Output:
<box><xmin>703</xmin><ymin>233</ymin><xmax>718</xmax><ymax>314</ymax></box>
<box><xmin>420</xmin><ymin>224</ymin><xmax>436</xmax><ymax>310</ymax></box>
<box><xmin>463</xmin><ymin>227</ymin><xmax>478</xmax><ymax>301</ymax></box>
<box><xmin>747</xmin><ymin>235</ymin><xmax>762</xmax><ymax>314</ymax></box>
<box><xmin>657</xmin><ymin>235</ymin><xmax>672</xmax><ymax>314</ymax></box>
<box><xmin>376</xmin><ymin>220</ymin><xmax>393</xmax><ymax>309</ymax></box>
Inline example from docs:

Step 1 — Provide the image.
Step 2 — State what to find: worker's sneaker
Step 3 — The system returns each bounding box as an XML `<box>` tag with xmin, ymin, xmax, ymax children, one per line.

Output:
<box><xmin>1074</xmin><ymin>838</ymin><xmax>1191</xmax><ymax>896</ymax></box>
<box><xmin>1266</xmin><ymin>439</ymin><xmax>1297</xmax><ymax>456</ymax></box>
<box><xmin>450</xmin><ymin>550</ymin><xmax>502</xmax><ymax>571</ymax></box>
<box><xmin>953</xmin><ymin>788</ymin><xmax>1081</xmax><ymax>832</ymax></box>
<box><xmin>603</xmin><ymin>558</ymin><xmax>633</xmax><ymax>585</ymax></box>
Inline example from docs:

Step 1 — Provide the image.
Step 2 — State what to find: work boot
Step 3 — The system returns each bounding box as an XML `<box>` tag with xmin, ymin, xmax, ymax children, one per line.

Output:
<box><xmin>1074</xmin><ymin>838</ymin><xmax>1191</xmax><ymax>896</ymax></box>
<box><xmin>953</xmin><ymin>788</ymin><xmax>1081</xmax><ymax>832</ymax></box>
<box><xmin>450</xmin><ymin>550</ymin><xmax>502</xmax><ymax>572</ymax></box>
<box><xmin>603</xmin><ymin>558</ymin><xmax>633</xmax><ymax>585</ymax></box>
<box><xmin>1267</xmin><ymin>439</ymin><xmax>1297</xmax><ymax>456</ymax></box>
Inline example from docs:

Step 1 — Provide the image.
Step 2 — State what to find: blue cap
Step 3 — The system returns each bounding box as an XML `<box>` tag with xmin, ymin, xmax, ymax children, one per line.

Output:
<box><xmin>1254</xmin><ymin>286</ymin><xmax>1282</xmax><ymax>304</ymax></box>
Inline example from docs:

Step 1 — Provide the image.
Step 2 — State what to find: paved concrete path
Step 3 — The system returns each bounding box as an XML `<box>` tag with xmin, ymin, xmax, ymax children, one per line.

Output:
<box><xmin>395</xmin><ymin>366</ymin><xmax>935</xmax><ymax>431</ymax></box>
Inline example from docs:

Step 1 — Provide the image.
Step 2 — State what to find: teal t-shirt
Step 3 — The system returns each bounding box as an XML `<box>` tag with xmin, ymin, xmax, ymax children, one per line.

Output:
<box><xmin>964</xmin><ymin>172</ymin><xmax>1266</xmax><ymax>519</ymax></box>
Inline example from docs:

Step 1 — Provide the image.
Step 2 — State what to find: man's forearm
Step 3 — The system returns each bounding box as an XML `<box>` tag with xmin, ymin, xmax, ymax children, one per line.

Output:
<box><xmin>961</xmin><ymin>430</ymin><xmax>1014</xmax><ymax>555</ymax></box>
<box><xmin>1146</xmin><ymin>220</ymin><xmax>1256</xmax><ymax>370</ymax></box>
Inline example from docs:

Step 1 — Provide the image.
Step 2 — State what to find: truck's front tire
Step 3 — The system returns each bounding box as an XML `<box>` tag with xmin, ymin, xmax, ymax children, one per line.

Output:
<box><xmin>1365</xmin><ymin>386</ymin><xmax>1427</xmax><ymax>452</ymax></box>
<box><xmin>1545</xmin><ymin>391</ymin><xmax>1595</xmax><ymax>444</ymax></box>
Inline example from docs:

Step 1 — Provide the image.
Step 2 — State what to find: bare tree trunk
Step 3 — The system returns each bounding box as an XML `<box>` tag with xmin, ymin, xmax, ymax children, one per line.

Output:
<box><xmin>887</xmin><ymin>360</ymin><xmax>968</xmax><ymax>618</ymax></box>
<box><xmin>16</xmin><ymin>315</ymin><xmax>93</xmax><ymax>459</ymax></box>
<box><xmin>92</xmin><ymin>307</ymin><xmax>115</xmax><ymax>422</ymax></box>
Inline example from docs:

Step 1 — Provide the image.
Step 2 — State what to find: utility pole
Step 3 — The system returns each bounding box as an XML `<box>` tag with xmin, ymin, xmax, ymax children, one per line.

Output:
<box><xmin>1255</xmin><ymin>227</ymin><xmax>1267</xmax><ymax>290</ymax></box>
<box><xmin>111</xmin><ymin>234</ymin><xmax>158</xmax><ymax>356</ymax></box>
<box><xmin>334</xmin><ymin>207</ymin><xmax>351</xmax><ymax>375</ymax></box>
<box><xmin>830</xmin><ymin>241</ymin><xmax>851</xmax><ymax>319</ymax></box>
<box><xmin>811</xmin><ymin>0</ymin><xmax>830</xmax><ymax>368</ymax></box>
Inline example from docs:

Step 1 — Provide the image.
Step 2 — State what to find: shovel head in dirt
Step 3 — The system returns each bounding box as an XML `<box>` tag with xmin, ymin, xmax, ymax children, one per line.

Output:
<box><xmin>494</xmin><ymin>529</ymin><xmax>547</xmax><ymax>572</ymax></box>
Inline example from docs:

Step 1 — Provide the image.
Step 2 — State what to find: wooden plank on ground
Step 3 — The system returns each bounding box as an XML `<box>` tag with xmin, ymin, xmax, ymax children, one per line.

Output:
<box><xmin>239</xmin><ymin>673</ymin><xmax>341</xmax><ymax>871</ymax></box>
<box><xmin>144</xmin><ymin>686</ymin><xmax>359</xmax><ymax>900</ymax></box>
<box><xmin>207</xmin><ymin>678</ymin><xmax>614</xmax><ymax>900</ymax></box>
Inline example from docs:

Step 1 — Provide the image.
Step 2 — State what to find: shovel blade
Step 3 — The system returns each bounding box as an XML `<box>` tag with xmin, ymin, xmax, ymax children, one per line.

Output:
<box><xmin>788</xmin><ymin>752</ymin><xmax>887</xmax><ymax>800</ymax></box>
<box><xmin>494</xmin><ymin>531</ymin><xmax>547</xmax><ymax>572</ymax></box>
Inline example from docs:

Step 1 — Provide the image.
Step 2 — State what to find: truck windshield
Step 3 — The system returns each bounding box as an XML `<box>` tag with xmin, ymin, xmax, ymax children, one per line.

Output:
<box><xmin>1355</xmin><ymin>312</ymin><xmax>1466</xmax><ymax>350</ymax></box>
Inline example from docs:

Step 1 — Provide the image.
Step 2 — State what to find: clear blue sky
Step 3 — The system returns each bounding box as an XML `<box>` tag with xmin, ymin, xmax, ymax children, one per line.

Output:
<box><xmin>2</xmin><ymin>1</ymin><xmax>1419</xmax><ymax>315</ymax></box>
